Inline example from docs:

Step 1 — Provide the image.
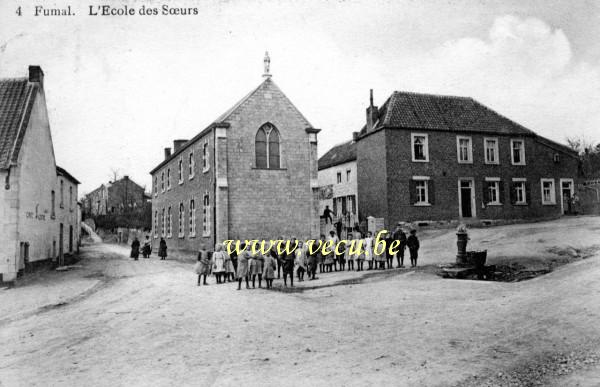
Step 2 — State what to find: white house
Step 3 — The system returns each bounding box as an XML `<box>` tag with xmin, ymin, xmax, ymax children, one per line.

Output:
<box><xmin>317</xmin><ymin>140</ymin><xmax>358</xmax><ymax>236</ymax></box>
<box><xmin>0</xmin><ymin>66</ymin><xmax>80</xmax><ymax>283</ymax></box>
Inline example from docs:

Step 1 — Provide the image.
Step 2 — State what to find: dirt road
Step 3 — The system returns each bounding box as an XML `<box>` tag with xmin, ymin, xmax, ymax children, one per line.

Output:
<box><xmin>1</xmin><ymin>217</ymin><xmax>600</xmax><ymax>386</ymax></box>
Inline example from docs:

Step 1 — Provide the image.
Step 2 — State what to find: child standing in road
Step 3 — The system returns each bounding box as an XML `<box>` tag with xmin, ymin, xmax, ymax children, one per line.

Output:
<box><xmin>236</xmin><ymin>243</ymin><xmax>250</xmax><ymax>290</ymax></box>
<box><xmin>195</xmin><ymin>249</ymin><xmax>212</xmax><ymax>286</ymax></box>
<box><xmin>345</xmin><ymin>233</ymin><xmax>355</xmax><ymax>271</ymax></box>
<box><xmin>364</xmin><ymin>231</ymin><xmax>374</xmax><ymax>270</ymax></box>
<box><xmin>407</xmin><ymin>229</ymin><xmax>420</xmax><ymax>267</ymax></box>
<box><xmin>295</xmin><ymin>241</ymin><xmax>307</xmax><ymax>281</ymax></box>
<box><xmin>263</xmin><ymin>251</ymin><xmax>277</xmax><ymax>289</ymax></box>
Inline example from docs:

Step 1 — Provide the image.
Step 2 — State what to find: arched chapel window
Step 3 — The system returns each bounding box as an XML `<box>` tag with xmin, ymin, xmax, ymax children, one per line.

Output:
<box><xmin>255</xmin><ymin>123</ymin><xmax>280</xmax><ymax>169</ymax></box>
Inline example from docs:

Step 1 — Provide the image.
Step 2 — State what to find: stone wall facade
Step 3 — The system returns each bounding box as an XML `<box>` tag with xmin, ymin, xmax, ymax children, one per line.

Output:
<box><xmin>150</xmin><ymin>78</ymin><xmax>320</xmax><ymax>255</ymax></box>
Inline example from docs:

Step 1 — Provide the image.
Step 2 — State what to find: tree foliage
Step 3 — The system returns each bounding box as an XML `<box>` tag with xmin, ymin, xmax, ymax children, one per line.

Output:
<box><xmin>566</xmin><ymin>136</ymin><xmax>600</xmax><ymax>178</ymax></box>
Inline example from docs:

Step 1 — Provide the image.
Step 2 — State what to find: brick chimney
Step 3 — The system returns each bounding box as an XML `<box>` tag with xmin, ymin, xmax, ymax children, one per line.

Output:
<box><xmin>366</xmin><ymin>89</ymin><xmax>379</xmax><ymax>132</ymax></box>
<box><xmin>164</xmin><ymin>147</ymin><xmax>172</xmax><ymax>160</ymax></box>
<box><xmin>173</xmin><ymin>139</ymin><xmax>188</xmax><ymax>152</ymax></box>
<box><xmin>28</xmin><ymin>65</ymin><xmax>44</xmax><ymax>85</ymax></box>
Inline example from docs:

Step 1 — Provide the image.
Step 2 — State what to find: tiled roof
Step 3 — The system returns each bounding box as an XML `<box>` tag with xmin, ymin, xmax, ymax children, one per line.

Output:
<box><xmin>360</xmin><ymin>91</ymin><xmax>535</xmax><ymax>137</ymax></box>
<box><xmin>318</xmin><ymin>140</ymin><xmax>356</xmax><ymax>170</ymax></box>
<box><xmin>0</xmin><ymin>78</ymin><xmax>38</xmax><ymax>169</ymax></box>
<box><xmin>150</xmin><ymin>77</ymin><xmax>313</xmax><ymax>175</ymax></box>
<box><xmin>56</xmin><ymin>166</ymin><xmax>81</xmax><ymax>185</ymax></box>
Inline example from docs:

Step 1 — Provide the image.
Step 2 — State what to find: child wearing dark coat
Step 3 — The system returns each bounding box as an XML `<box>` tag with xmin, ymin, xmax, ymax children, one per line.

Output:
<box><xmin>406</xmin><ymin>229</ymin><xmax>420</xmax><ymax>268</ymax></box>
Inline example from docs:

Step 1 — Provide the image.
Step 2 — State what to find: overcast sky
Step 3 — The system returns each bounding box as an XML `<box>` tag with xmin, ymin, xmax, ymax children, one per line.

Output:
<box><xmin>1</xmin><ymin>0</ymin><xmax>599</xmax><ymax>194</ymax></box>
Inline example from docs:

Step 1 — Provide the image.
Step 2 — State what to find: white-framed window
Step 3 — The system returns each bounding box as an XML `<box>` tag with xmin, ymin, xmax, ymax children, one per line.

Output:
<box><xmin>189</xmin><ymin>199</ymin><xmax>196</xmax><ymax>237</ymax></box>
<box><xmin>161</xmin><ymin>171</ymin><xmax>165</xmax><ymax>192</ymax></box>
<box><xmin>411</xmin><ymin>133</ymin><xmax>429</xmax><ymax>162</ymax></box>
<box><xmin>202</xmin><ymin>192</ymin><xmax>210</xmax><ymax>236</ymax></box>
<box><xmin>178</xmin><ymin>157</ymin><xmax>183</xmax><ymax>184</ymax></box>
<box><xmin>456</xmin><ymin>136</ymin><xmax>472</xmax><ymax>163</ymax></box>
<box><xmin>154</xmin><ymin>176</ymin><xmax>158</xmax><ymax>196</ymax></box>
<box><xmin>154</xmin><ymin>210</ymin><xmax>158</xmax><ymax>238</ymax></box>
<box><xmin>541</xmin><ymin>178</ymin><xmax>556</xmax><ymax>205</ymax></box>
<box><xmin>412</xmin><ymin>176</ymin><xmax>431</xmax><ymax>206</ymax></box>
<box><xmin>346</xmin><ymin>170</ymin><xmax>351</xmax><ymax>182</ymax></box>
<box><xmin>484</xmin><ymin>137</ymin><xmax>499</xmax><ymax>164</ymax></box>
<box><xmin>189</xmin><ymin>152</ymin><xmax>195</xmax><ymax>179</ymax></box>
<box><xmin>484</xmin><ymin>177</ymin><xmax>501</xmax><ymax>205</ymax></box>
<box><xmin>167</xmin><ymin>168</ymin><xmax>171</xmax><ymax>190</ymax></box>
<box><xmin>167</xmin><ymin>207</ymin><xmax>172</xmax><ymax>238</ymax></box>
<box><xmin>337</xmin><ymin>172</ymin><xmax>342</xmax><ymax>184</ymax></box>
<box><xmin>202</xmin><ymin>142</ymin><xmax>210</xmax><ymax>172</ymax></box>
<box><xmin>178</xmin><ymin>202</ymin><xmax>185</xmax><ymax>238</ymax></box>
<box><xmin>511</xmin><ymin>139</ymin><xmax>526</xmax><ymax>165</ymax></box>
<box><xmin>512</xmin><ymin>178</ymin><xmax>527</xmax><ymax>205</ymax></box>
<box><xmin>161</xmin><ymin>208</ymin><xmax>166</xmax><ymax>237</ymax></box>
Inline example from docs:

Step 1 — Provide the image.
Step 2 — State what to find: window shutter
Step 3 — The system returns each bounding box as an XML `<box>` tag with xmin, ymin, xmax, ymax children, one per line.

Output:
<box><xmin>510</xmin><ymin>182</ymin><xmax>516</xmax><ymax>204</ymax></box>
<box><xmin>525</xmin><ymin>182</ymin><xmax>531</xmax><ymax>204</ymax></box>
<box><xmin>409</xmin><ymin>179</ymin><xmax>416</xmax><ymax>204</ymax></box>
<box><xmin>499</xmin><ymin>180</ymin><xmax>505</xmax><ymax>204</ymax></box>
<box><xmin>428</xmin><ymin>180</ymin><xmax>435</xmax><ymax>205</ymax></box>
<box><xmin>482</xmin><ymin>181</ymin><xmax>489</xmax><ymax>204</ymax></box>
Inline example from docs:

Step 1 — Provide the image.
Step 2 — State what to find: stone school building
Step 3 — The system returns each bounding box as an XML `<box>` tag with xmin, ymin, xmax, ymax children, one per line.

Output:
<box><xmin>354</xmin><ymin>90</ymin><xmax>580</xmax><ymax>227</ymax></box>
<box><xmin>150</xmin><ymin>58</ymin><xmax>320</xmax><ymax>253</ymax></box>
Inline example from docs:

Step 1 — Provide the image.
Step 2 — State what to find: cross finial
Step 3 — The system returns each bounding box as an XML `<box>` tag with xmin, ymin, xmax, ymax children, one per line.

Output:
<box><xmin>263</xmin><ymin>51</ymin><xmax>271</xmax><ymax>78</ymax></box>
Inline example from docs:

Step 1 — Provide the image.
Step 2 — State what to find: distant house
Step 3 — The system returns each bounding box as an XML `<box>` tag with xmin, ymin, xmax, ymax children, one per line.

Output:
<box><xmin>354</xmin><ymin>90</ymin><xmax>580</xmax><ymax>227</ymax></box>
<box><xmin>149</xmin><ymin>54</ymin><xmax>320</xmax><ymax>253</ymax></box>
<box><xmin>317</xmin><ymin>140</ymin><xmax>358</xmax><ymax>236</ymax></box>
<box><xmin>0</xmin><ymin>66</ymin><xmax>81</xmax><ymax>282</ymax></box>
<box><xmin>83</xmin><ymin>175</ymin><xmax>149</xmax><ymax>216</ymax></box>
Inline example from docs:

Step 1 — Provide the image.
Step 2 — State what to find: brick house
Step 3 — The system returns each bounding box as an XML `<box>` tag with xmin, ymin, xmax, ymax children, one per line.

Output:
<box><xmin>355</xmin><ymin>90</ymin><xmax>580</xmax><ymax>228</ymax></box>
<box><xmin>317</xmin><ymin>140</ymin><xmax>359</xmax><ymax>235</ymax></box>
<box><xmin>0</xmin><ymin>66</ymin><xmax>80</xmax><ymax>282</ymax></box>
<box><xmin>83</xmin><ymin>175</ymin><xmax>149</xmax><ymax>216</ymax></box>
<box><xmin>149</xmin><ymin>56</ymin><xmax>320</xmax><ymax>253</ymax></box>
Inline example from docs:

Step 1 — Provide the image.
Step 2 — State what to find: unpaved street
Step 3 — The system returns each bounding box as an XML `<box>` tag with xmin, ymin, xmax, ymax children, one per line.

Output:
<box><xmin>1</xmin><ymin>217</ymin><xmax>600</xmax><ymax>386</ymax></box>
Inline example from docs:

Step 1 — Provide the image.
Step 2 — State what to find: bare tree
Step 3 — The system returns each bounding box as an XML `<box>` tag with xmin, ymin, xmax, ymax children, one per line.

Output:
<box><xmin>108</xmin><ymin>168</ymin><xmax>121</xmax><ymax>183</ymax></box>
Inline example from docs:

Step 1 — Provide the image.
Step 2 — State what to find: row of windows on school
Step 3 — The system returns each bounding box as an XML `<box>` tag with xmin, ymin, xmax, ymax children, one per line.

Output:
<box><xmin>153</xmin><ymin>123</ymin><xmax>283</xmax><ymax>195</ymax></box>
<box><xmin>153</xmin><ymin>194</ymin><xmax>211</xmax><ymax>239</ymax></box>
<box><xmin>408</xmin><ymin>176</ymin><xmax>569</xmax><ymax>206</ymax></box>
<box><xmin>410</xmin><ymin>133</ymin><xmax>539</xmax><ymax>165</ymax></box>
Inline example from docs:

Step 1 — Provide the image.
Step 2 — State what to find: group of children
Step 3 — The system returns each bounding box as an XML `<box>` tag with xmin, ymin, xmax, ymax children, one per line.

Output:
<box><xmin>194</xmin><ymin>223</ymin><xmax>421</xmax><ymax>289</ymax></box>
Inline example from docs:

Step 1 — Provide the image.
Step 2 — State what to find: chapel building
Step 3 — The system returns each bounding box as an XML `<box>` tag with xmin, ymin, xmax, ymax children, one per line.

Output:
<box><xmin>149</xmin><ymin>54</ymin><xmax>320</xmax><ymax>253</ymax></box>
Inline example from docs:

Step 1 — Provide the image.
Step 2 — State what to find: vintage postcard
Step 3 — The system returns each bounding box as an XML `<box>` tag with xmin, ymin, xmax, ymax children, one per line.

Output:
<box><xmin>1</xmin><ymin>1</ymin><xmax>599</xmax><ymax>386</ymax></box>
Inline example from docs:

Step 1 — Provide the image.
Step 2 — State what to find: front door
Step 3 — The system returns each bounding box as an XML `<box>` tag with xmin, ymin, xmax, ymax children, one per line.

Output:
<box><xmin>59</xmin><ymin>223</ymin><xmax>64</xmax><ymax>266</ymax></box>
<box><xmin>560</xmin><ymin>179</ymin><xmax>574</xmax><ymax>215</ymax></box>
<box><xmin>69</xmin><ymin>225</ymin><xmax>73</xmax><ymax>253</ymax></box>
<box><xmin>459</xmin><ymin>179</ymin><xmax>474</xmax><ymax>218</ymax></box>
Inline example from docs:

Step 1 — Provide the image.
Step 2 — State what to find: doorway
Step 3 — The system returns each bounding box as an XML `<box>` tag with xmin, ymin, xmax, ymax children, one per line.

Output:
<box><xmin>69</xmin><ymin>225</ymin><xmax>73</xmax><ymax>253</ymax></box>
<box><xmin>560</xmin><ymin>179</ymin><xmax>574</xmax><ymax>215</ymax></box>
<box><xmin>59</xmin><ymin>223</ymin><xmax>64</xmax><ymax>266</ymax></box>
<box><xmin>18</xmin><ymin>242</ymin><xmax>29</xmax><ymax>272</ymax></box>
<box><xmin>458</xmin><ymin>179</ymin><xmax>475</xmax><ymax>218</ymax></box>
